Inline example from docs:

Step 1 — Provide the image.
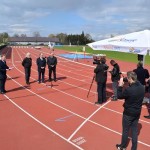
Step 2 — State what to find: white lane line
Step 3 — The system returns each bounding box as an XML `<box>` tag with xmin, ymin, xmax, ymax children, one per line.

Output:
<box><xmin>12</xmin><ymin>48</ymin><xmax>150</xmax><ymax>148</ymax></box>
<box><xmin>18</xmin><ymin>48</ymin><xmax>97</xmax><ymax>93</ymax></box>
<box><xmin>68</xmin><ymin>100</ymin><xmax>111</xmax><ymax>141</ymax></box>
<box><xmin>103</xmin><ymin>107</ymin><xmax>150</xmax><ymax>125</ymax></box>
<box><xmin>15</xmin><ymin>49</ymin><xmax>96</xmax><ymax>104</ymax></box>
<box><xmin>18</xmin><ymin>48</ymin><xmax>150</xmax><ymax>111</ymax></box>
<box><xmin>3</xmin><ymin>94</ymin><xmax>83</xmax><ymax>150</ymax></box>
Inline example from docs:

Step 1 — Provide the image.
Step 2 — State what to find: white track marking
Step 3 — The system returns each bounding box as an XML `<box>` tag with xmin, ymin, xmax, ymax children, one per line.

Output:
<box><xmin>68</xmin><ymin>100</ymin><xmax>111</xmax><ymax>141</ymax></box>
<box><xmin>9</xmin><ymin>47</ymin><xmax>150</xmax><ymax>148</ymax></box>
<box><xmin>103</xmin><ymin>107</ymin><xmax>150</xmax><ymax>125</ymax></box>
<box><xmin>15</xmin><ymin>49</ymin><xmax>95</xmax><ymax>104</ymax></box>
<box><xmin>3</xmin><ymin>94</ymin><xmax>83</xmax><ymax>150</ymax></box>
<box><xmin>20</xmin><ymin>48</ymin><xmax>96</xmax><ymax>90</ymax></box>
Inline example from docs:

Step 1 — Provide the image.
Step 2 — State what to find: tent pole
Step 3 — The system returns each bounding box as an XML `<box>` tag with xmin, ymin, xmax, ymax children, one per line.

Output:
<box><xmin>143</xmin><ymin>55</ymin><xmax>145</xmax><ymax>67</ymax></box>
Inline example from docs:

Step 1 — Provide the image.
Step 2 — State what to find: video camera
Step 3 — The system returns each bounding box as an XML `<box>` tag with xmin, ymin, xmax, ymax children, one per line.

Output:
<box><xmin>93</xmin><ymin>54</ymin><xmax>106</xmax><ymax>65</ymax></box>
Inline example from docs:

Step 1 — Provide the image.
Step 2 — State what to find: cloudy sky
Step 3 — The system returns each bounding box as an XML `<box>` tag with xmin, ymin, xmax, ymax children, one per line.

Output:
<box><xmin>0</xmin><ymin>0</ymin><xmax>150</xmax><ymax>40</ymax></box>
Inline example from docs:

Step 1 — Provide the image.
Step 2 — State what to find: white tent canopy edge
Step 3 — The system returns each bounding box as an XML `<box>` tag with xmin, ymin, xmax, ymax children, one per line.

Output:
<box><xmin>87</xmin><ymin>29</ymin><xmax>150</xmax><ymax>56</ymax></box>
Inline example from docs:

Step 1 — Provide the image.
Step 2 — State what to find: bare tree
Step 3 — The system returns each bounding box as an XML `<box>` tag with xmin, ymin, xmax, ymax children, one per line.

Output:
<box><xmin>20</xmin><ymin>34</ymin><xmax>27</xmax><ymax>37</ymax></box>
<box><xmin>13</xmin><ymin>33</ymin><xmax>20</xmax><ymax>37</ymax></box>
<box><xmin>33</xmin><ymin>31</ymin><xmax>40</xmax><ymax>37</ymax></box>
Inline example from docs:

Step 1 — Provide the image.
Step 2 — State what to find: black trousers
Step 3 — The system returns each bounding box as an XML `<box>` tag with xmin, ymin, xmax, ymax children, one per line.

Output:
<box><xmin>97</xmin><ymin>82</ymin><xmax>106</xmax><ymax>103</ymax></box>
<box><xmin>0</xmin><ymin>77</ymin><xmax>7</xmax><ymax>92</ymax></box>
<box><xmin>24</xmin><ymin>67</ymin><xmax>31</xmax><ymax>83</ymax></box>
<box><xmin>121</xmin><ymin>114</ymin><xmax>139</xmax><ymax>150</ymax></box>
<box><xmin>38</xmin><ymin>69</ymin><xmax>45</xmax><ymax>82</ymax></box>
<box><xmin>48</xmin><ymin>66</ymin><xmax>56</xmax><ymax>80</ymax></box>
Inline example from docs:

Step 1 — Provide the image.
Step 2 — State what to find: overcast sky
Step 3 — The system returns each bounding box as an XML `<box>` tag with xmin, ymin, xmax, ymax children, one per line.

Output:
<box><xmin>0</xmin><ymin>0</ymin><xmax>150</xmax><ymax>40</ymax></box>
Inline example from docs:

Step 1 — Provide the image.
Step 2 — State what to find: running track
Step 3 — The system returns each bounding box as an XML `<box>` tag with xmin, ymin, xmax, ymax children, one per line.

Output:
<box><xmin>0</xmin><ymin>46</ymin><xmax>150</xmax><ymax>150</ymax></box>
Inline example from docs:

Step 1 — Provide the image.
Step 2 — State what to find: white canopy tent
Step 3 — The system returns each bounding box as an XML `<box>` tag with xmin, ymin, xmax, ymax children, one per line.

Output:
<box><xmin>88</xmin><ymin>30</ymin><xmax>150</xmax><ymax>63</ymax></box>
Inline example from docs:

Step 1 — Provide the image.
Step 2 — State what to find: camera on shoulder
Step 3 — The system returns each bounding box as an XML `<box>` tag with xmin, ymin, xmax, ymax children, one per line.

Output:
<box><xmin>93</xmin><ymin>54</ymin><xmax>106</xmax><ymax>65</ymax></box>
<box><xmin>93</xmin><ymin>59</ymin><xmax>100</xmax><ymax>65</ymax></box>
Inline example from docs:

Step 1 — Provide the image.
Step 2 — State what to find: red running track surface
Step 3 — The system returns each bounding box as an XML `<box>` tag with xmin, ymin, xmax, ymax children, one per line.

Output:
<box><xmin>0</xmin><ymin>46</ymin><xmax>150</xmax><ymax>150</ymax></box>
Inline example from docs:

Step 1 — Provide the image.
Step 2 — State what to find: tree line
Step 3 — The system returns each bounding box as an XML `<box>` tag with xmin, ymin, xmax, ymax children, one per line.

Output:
<box><xmin>0</xmin><ymin>31</ymin><xmax>95</xmax><ymax>45</ymax></box>
<box><xmin>48</xmin><ymin>31</ymin><xmax>95</xmax><ymax>45</ymax></box>
<box><xmin>0</xmin><ymin>32</ymin><xmax>9</xmax><ymax>44</ymax></box>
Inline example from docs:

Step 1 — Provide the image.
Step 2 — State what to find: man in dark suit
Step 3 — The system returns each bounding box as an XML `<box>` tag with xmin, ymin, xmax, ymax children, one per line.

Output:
<box><xmin>36</xmin><ymin>53</ymin><xmax>46</xmax><ymax>83</ymax></box>
<box><xmin>94</xmin><ymin>57</ymin><xmax>109</xmax><ymax>104</ymax></box>
<box><xmin>22</xmin><ymin>52</ymin><xmax>32</xmax><ymax>85</ymax></box>
<box><xmin>47</xmin><ymin>52</ymin><xmax>57</xmax><ymax>82</ymax></box>
<box><xmin>0</xmin><ymin>54</ymin><xmax>12</xmax><ymax>94</ymax></box>
<box><xmin>116</xmin><ymin>71</ymin><xmax>145</xmax><ymax>150</ymax></box>
<box><xmin>133</xmin><ymin>61</ymin><xmax>149</xmax><ymax>86</ymax></box>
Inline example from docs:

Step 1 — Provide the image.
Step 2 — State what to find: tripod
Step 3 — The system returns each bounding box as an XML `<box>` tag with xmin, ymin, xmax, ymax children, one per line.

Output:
<box><xmin>87</xmin><ymin>75</ymin><xmax>95</xmax><ymax>98</ymax></box>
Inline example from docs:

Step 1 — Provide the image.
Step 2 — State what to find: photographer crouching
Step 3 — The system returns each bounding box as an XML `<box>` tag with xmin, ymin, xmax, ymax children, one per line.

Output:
<box><xmin>94</xmin><ymin>57</ymin><xmax>109</xmax><ymax>104</ymax></box>
<box><xmin>116</xmin><ymin>71</ymin><xmax>145</xmax><ymax>150</ymax></box>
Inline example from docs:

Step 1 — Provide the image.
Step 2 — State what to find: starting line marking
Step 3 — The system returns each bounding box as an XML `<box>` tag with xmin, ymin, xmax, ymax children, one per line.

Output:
<box><xmin>72</xmin><ymin>137</ymin><xmax>86</xmax><ymax>146</ymax></box>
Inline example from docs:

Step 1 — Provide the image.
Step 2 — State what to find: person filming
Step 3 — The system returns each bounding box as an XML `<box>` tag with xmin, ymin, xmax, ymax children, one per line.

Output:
<box><xmin>94</xmin><ymin>57</ymin><xmax>109</xmax><ymax>104</ymax></box>
<box><xmin>116</xmin><ymin>71</ymin><xmax>145</xmax><ymax>150</ymax></box>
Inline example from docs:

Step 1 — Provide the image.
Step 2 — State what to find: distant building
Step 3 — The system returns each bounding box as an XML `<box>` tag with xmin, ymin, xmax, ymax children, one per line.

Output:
<box><xmin>8</xmin><ymin>37</ymin><xmax>60</xmax><ymax>46</ymax></box>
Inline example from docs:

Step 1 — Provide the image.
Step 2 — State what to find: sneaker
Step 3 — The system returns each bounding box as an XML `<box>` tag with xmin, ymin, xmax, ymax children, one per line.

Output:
<box><xmin>95</xmin><ymin>102</ymin><xmax>102</xmax><ymax>104</ymax></box>
<box><xmin>116</xmin><ymin>144</ymin><xmax>126</xmax><ymax>150</ymax></box>
<box><xmin>111</xmin><ymin>97</ymin><xmax>118</xmax><ymax>101</ymax></box>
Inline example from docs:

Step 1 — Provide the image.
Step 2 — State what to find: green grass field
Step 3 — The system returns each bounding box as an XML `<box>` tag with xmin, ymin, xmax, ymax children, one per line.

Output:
<box><xmin>55</xmin><ymin>45</ymin><xmax>150</xmax><ymax>65</ymax></box>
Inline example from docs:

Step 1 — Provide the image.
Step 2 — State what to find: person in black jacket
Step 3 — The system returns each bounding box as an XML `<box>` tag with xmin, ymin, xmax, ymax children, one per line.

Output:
<box><xmin>36</xmin><ymin>53</ymin><xmax>46</xmax><ymax>83</ymax></box>
<box><xmin>116</xmin><ymin>71</ymin><xmax>145</xmax><ymax>150</ymax></box>
<box><xmin>47</xmin><ymin>52</ymin><xmax>57</xmax><ymax>82</ymax></box>
<box><xmin>22</xmin><ymin>52</ymin><xmax>32</xmax><ymax>85</ymax></box>
<box><xmin>109</xmin><ymin>60</ymin><xmax>121</xmax><ymax>101</ymax></box>
<box><xmin>144</xmin><ymin>75</ymin><xmax>150</xmax><ymax>119</ymax></box>
<box><xmin>0</xmin><ymin>54</ymin><xmax>12</xmax><ymax>94</ymax></box>
<box><xmin>94</xmin><ymin>57</ymin><xmax>109</xmax><ymax>104</ymax></box>
<box><xmin>133</xmin><ymin>61</ymin><xmax>149</xmax><ymax>86</ymax></box>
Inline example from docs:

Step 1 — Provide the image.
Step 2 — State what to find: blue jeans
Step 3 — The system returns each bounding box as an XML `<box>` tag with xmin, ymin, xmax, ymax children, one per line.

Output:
<box><xmin>112</xmin><ymin>81</ymin><xmax>118</xmax><ymax>98</ymax></box>
<box><xmin>121</xmin><ymin>114</ymin><xmax>140</xmax><ymax>150</ymax></box>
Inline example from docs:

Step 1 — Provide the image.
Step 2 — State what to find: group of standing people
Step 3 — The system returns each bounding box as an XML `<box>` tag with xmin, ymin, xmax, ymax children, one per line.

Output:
<box><xmin>94</xmin><ymin>58</ymin><xmax>121</xmax><ymax>104</ymax></box>
<box><xmin>94</xmin><ymin>59</ymin><xmax>150</xmax><ymax>150</ymax></box>
<box><xmin>22</xmin><ymin>52</ymin><xmax>57</xmax><ymax>85</ymax></box>
<box><xmin>0</xmin><ymin>51</ymin><xmax>58</xmax><ymax>94</ymax></box>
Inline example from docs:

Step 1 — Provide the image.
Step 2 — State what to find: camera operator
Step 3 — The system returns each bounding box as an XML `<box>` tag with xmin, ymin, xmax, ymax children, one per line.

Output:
<box><xmin>116</xmin><ymin>71</ymin><xmax>145</xmax><ymax>150</ymax></box>
<box><xmin>133</xmin><ymin>61</ymin><xmax>149</xmax><ymax>86</ymax></box>
<box><xmin>109</xmin><ymin>60</ymin><xmax>121</xmax><ymax>101</ymax></box>
<box><xmin>94</xmin><ymin>57</ymin><xmax>109</xmax><ymax>104</ymax></box>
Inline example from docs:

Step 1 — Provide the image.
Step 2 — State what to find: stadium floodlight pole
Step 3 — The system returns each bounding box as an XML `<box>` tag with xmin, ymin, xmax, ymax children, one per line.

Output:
<box><xmin>87</xmin><ymin>75</ymin><xmax>95</xmax><ymax>98</ymax></box>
